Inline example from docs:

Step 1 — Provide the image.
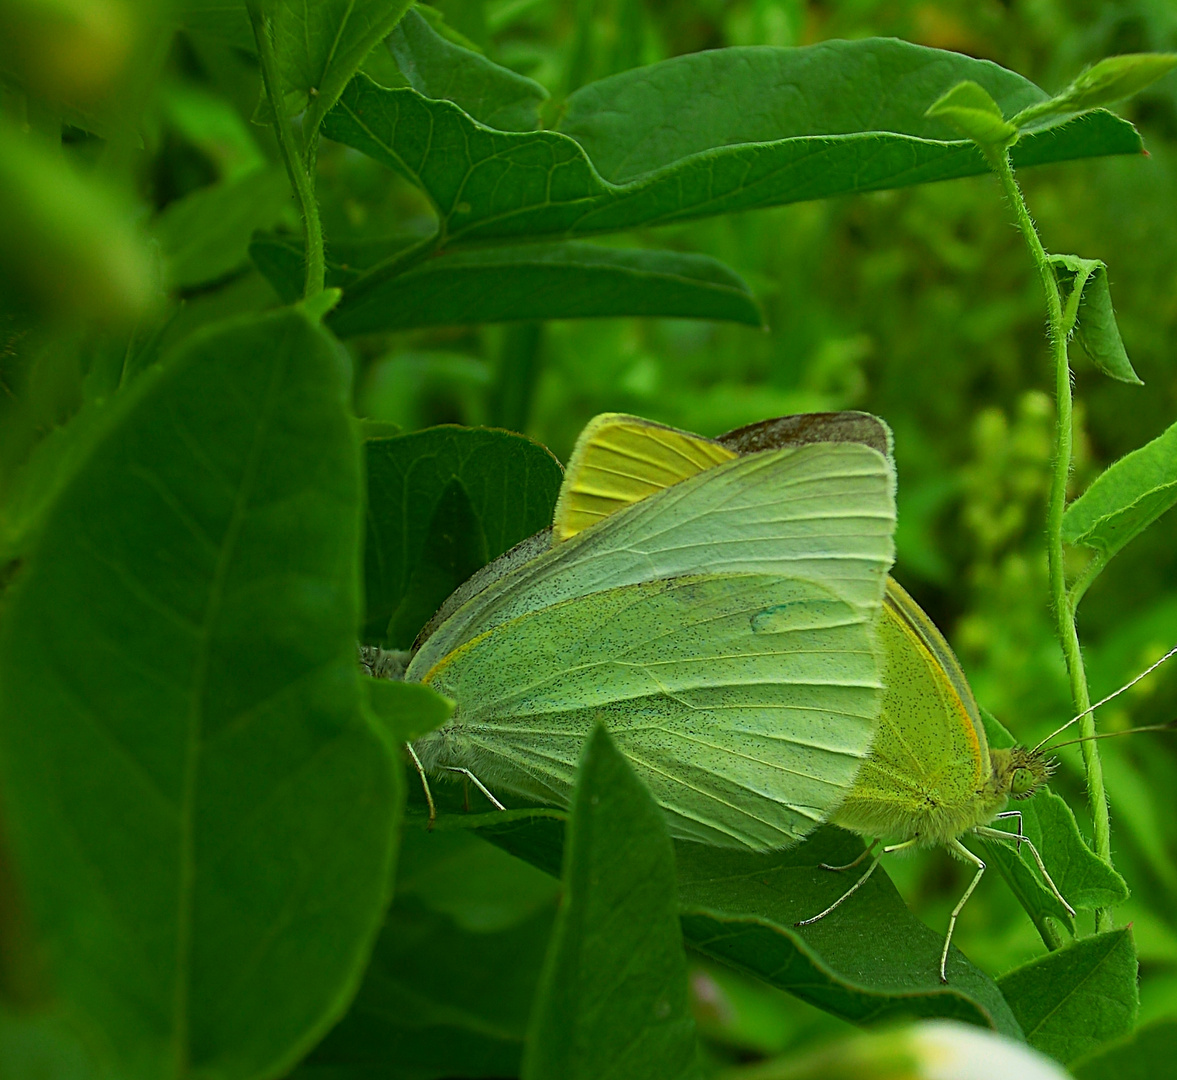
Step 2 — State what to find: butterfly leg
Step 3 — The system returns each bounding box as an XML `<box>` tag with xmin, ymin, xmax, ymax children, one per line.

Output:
<box><xmin>795</xmin><ymin>854</ymin><xmax>882</xmax><ymax>928</ymax></box>
<box><xmin>441</xmin><ymin>766</ymin><xmax>507</xmax><ymax>812</ymax></box>
<box><xmin>942</xmin><ymin>840</ymin><xmax>986</xmax><ymax>983</ymax></box>
<box><xmin>820</xmin><ymin>838</ymin><xmax>879</xmax><ymax>872</ymax></box>
<box><xmin>993</xmin><ymin>809</ymin><xmax>1024</xmax><ymax>852</ymax></box>
<box><xmin>973</xmin><ymin>825</ymin><xmax>1076</xmax><ymax>918</ymax></box>
<box><xmin>404</xmin><ymin>743</ymin><xmax>437</xmax><ymax>829</ymax></box>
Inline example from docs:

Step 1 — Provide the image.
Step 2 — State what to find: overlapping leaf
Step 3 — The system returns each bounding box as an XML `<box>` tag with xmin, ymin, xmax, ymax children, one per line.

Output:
<box><xmin>323</xmin><ymin>40</ymin><xmax>1141</xmax><ymax>245</ymax></box>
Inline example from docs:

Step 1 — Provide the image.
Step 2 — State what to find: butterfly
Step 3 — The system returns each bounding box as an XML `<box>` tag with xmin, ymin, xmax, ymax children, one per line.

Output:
<box><xmin>403</xmin><ymin>411</ymin><xmax>897</xmax><ymax>851</ymax></box>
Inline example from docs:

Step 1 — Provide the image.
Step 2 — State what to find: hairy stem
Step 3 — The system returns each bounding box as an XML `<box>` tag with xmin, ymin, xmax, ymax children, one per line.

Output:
<box><xmin>992</xmin><ymin>150</ymin><xmax>1112</xmax><ymax>930</ymax></box>
<box><xmin>248</xmin><ymin>2</ymin><xmax>324</xmax><ymax>300</ymax></box>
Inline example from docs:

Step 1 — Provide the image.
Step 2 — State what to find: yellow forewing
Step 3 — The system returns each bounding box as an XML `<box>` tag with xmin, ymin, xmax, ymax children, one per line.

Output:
<box><xmin>552</xmin><ymin>413</ymin><xmax>736</xmax><ymax>542</ymax></box>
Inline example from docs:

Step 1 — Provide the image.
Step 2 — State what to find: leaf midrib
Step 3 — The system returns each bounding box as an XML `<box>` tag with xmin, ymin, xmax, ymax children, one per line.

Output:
<box><xmin>170</xmin><ymin>350</ymin><xmax>288</xmax><ymax>1078</ymax></box>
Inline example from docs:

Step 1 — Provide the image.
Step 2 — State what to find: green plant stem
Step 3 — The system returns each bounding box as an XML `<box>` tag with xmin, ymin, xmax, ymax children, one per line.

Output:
<box><xmin>992</xmin><ymin>149</ymin><xmax>1112</xmax><ymax>930</ymax></box>
<box><xmin>248</xmin><ymin>3</ymin><xmax>325</xmax><ymax>300</ymax></box>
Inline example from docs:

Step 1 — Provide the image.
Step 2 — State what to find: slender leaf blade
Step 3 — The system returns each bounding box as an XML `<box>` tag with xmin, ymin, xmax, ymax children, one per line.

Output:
<box><xmin>328</xmin><ymin>242</ymin><xmax>762</xmax><ymax>335</ymax></box>
<box><xmin>997</xmin><ymin>928</ymin><xmax>1138</xmax><ymax>1064</ymax></box>
<box><xmin>0</xmin><ymin>310</ymin><xmax>400</xmax><ymax>1080</ymax></box>
<box><xmin>521</xmin><ymin>726</ymin><xmax>701</xmax><ymax>1080</ymax></box>
<box><xmin>1062</xmin><ymin>419</ymin><xmax>1177</xmax><ymax>562</ymax></box>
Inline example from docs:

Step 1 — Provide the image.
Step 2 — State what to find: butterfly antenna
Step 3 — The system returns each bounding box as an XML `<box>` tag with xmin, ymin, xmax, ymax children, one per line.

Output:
<box><xmin>1046</xmin><ymin>720</ymin><xmax>1177</xmax><ymax>751</ymax></box>
<box><xmin>1032</xmin><ymin>644</ymin><xmax>1177</xmax><ymax>753</ymax></box>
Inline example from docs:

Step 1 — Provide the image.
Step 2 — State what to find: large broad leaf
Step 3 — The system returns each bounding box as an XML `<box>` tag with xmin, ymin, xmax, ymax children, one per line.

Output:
<box><xmin>322</xmin><ymin>40</ymin><xmax>1142</xmax><ymax>245</ymax></box>
<box><xmin>0</xmin><ymin>310</ymin><xmax>401</xmax><ymax>1080</ymax></box>
<box><xmin>1062</xmin><ymin>419</ymin><xmax>1177</xmax><ymax>566</ymax></box>
<box><xmin>997</xmin><ymin>928</ymin><xmax>1138</xmax><ymax>1065</ymax></box>
<box><xmin>364</xmin><ymin>427</ymin><xmax>563</xmax><ymax>646</ymax></box>
<box><xmin>252</xmin><ymin>237</ymin><xmax>762</xmax><ymax>332</ymax></box>
<box><xmin>521</xmin><ymin>727</ymin><xmax>701</xmax><ymax>1080</ymax></box>
<box><xmin>462</xmin><ymin>814</ymin><xmax>1023</xmax><ymax>1037</ymax></box>
<box><xmin>1072</xmin><ymin>1016</ymin><xmax>1177</xmax><ymax>1079</ymax></box>
<box><xmin>388</xmin><ymin>7</ymin><xmax>547</xmax><ymax>131</ymax></box>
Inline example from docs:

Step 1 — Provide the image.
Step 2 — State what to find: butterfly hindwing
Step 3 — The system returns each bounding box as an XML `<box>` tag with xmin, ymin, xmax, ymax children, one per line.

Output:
<box><xmin>417</xmin><ymin>572</ymin><xmax>881</xmax><ymax>850</ymax></box>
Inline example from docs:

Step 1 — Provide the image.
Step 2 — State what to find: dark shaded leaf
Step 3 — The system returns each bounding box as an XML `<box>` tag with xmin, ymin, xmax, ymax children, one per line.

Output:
<box><xmin>295</xmin><ymin>898</ymin><xmax>553</xmax><ymax>1080</ymax></box>
<box><xmin>522</xmin><ymin>726</ymin><xmax>701</xmax><ymax>1080</ymax></box>
<box><xmin>153</xmin><ymin>167</ymin><xmax>296</xmax><ymax>289</ymax></box>
<box><xmin>1072</xmin><ymin>1015</ymin><xmax>1177</xmax><ymax>1079</ymax></box>
<box><xmin>294</xmin><ymin>828</ymin><xmax>558</xmax><ymax>1080</ymax></box>
<box><xmin>328</xmin><ymin>242</ymin><xmax>762</xmax><ymax>335</ymax></box>
<box><xmin>1062</xmin><ymin>419</ymin><xmax>1177</xmax><ymax>563</ymax></box>
<box><xmin>997</xmin><ymin>928</ymin><xmax>1138</xmax><ymax>1064</ymax></box>
<box><xmin>0</xmin><ymin>310</ymin><xmax>401</xmax><ymax>1080</ymax></box>
<box><xmin>323</xmin><ymin>42</ymin><xmax>1141</xmax><ymax>244</ymax></box>
<box><xmin>364</xmin><ymin>427</ymin><xmax>562</xmax><ymax>645</ymax></box>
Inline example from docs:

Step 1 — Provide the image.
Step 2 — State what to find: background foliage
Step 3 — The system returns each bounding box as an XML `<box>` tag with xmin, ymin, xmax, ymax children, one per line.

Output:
<box><xmin>1</xmin><ymin>0</ymin><xmax>1176</xmax><ymax>1077</ymax></box>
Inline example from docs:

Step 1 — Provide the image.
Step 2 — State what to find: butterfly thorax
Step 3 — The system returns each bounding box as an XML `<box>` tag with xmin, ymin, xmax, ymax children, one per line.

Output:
<box><xmin>831</xmin><ymin>742</ymin><xmax>1052</xmax><ymax>847</ymax></box>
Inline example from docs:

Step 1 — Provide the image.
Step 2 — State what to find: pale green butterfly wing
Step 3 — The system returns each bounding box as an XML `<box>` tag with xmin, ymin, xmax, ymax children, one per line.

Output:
<box><xmin>407</xmin><ymin>440</ymin><xmax>897</xmax><ymax>681</ymax></box>
<box><xmin>831</xmin><ymin>578</ymin><xmax>993</xmax><ymax>847</ymax></box>
<box><xmin>416</xmin><ymin>572</ymin><xmax>881</xmax><ymax>850</ymax></box>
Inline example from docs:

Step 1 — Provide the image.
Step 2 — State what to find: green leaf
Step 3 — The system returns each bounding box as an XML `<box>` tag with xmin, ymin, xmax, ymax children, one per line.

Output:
<box><xmin>1048</xmin><ymin>254</ymin><xmax>1141</xmax><ymax>384</ymax></box>
<box><xmin>364</xmin><ymin>677</ymin><xmax>454</xmax><ymax>744</ymax></box>
<box><xmin>1014</xmin><ymin>54</ymin><xmax>1177</xmax><ymax>128</ymax></box>
<box><xmin>522</xmin><ymin>726</ymin><xmax>701</xmax><ymax>1080</ymax></box>
<box><xmin>925</xmin><ymin>80</ymin><xmax>1017</xmax><ymax>151</ymax></box>
<box><xmin>0</xmin><ymin>1005</ymin><xmax>113</xmax><ymax>1080</ymax></box>
<box><xmin>388</xmin><ymin>6</ymin><xmax>547</xmax><ymax>131</ymax></box>
<box><xmin>364</xmin><ymin>427</ymin><xmax>563</xmax><ymax>645</ymax></box>
<box><xmin>1062</xmin><ymin>419</ymin><xmax>1177</xmax><ymax>564</ymax></box>
<box><xmin>293</xmin><ymin>830</ymin><xmax>558</xmax><ymax>1080</ymax></box>
<box><xmin>327</xmin><ymin>242</ymin><xmax>762</xmax><ymax>335</ymax></box>
<box><xmin>1072</xmin><ymin>1016</ymin><xmax>1177</xmax><ymax>1080</ymax></box>
<box><xmin>323</xmin><ymin>41</ymin><xmax>1141</xmax><ymax>244</ymax></box>
<box><xmin>0</xmin><ymin>310</ymin><xmax>401</xmax><ymax>1080</ymax></box>
<box><xmin>997</xmin><ymin>928</ymin><xmax>1138</xmax><ymax>1064</ymax></box>
<box><xmin>153</xmin><ymin>166</ymin><xmax>296</xmax><ymax>290</ymax></box>
<box><xmin>978</xmin><ymin>710</ymin><xmax>1128</xmax><ymax>938</ymax></box>
<box><xmin>473</xmin><ymin>817</ymin><xmax>1023</xmax><ymax>1037</ymax></box>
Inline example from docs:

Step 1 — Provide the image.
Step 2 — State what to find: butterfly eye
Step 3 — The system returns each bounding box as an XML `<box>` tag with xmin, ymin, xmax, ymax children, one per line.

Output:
<box><xmin>1010</xmin><ymin>767</ymin><xmax>1036</xmax><ymax>796</ymax></box>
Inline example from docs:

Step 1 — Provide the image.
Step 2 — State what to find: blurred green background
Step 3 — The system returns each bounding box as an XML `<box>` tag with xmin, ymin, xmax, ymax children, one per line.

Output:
<box><xmin>3</xmin><ymin>0</ymin><xmax>1176</xmax><ymax>1066</ymax></box>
